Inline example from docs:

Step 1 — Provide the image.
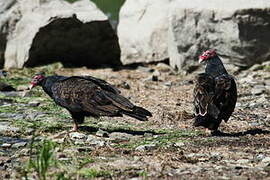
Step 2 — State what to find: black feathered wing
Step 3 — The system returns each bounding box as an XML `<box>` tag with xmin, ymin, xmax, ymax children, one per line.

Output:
<box><xmin>193</xmin><ymin>73</ymin><xmax>217</xmax><ymax>117</ymax></box>
<box><xmin>50</xmin><ymin>76</ymin><xmax>151</xmax><ymax>120</ymax></box>
<box><xmin>194</xmin><ymin>73</ymin><xmax>237</xmax><ymax>123</ymax></box>
<box><xmin>214</xmin><ymin>74</ymin><xmax>237</xmax><ymax>122</ymax></box>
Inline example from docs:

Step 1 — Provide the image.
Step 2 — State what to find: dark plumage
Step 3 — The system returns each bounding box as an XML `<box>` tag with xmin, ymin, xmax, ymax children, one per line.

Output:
<box><xmin>193</xmin><ymin>49</ymin><xmax>237</xmax><ymax>134</ymax></box>
<box><xmin>0</xmin><ymin>70</ymin><xmax>16</xmax><ymax>92</ymax></box>
<box><xmin>30</xmin><ymin>74</ymin><xmax>152</xmax><ymax>131</ymax></box>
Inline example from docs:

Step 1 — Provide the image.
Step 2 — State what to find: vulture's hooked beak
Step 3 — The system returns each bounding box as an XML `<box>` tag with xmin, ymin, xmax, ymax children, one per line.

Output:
<box><xmin>29</xmin><ymin>84</ymin><xmax>34</xmax><ymax>90</ymax></box>
<box><xmin>198</xmin><ymin>58</ymin><xmax>204</xmax><ymax>64</ymax></box>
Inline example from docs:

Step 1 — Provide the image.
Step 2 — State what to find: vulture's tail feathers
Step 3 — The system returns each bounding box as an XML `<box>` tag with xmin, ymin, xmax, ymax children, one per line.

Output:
<box><xmin>122</xmin><ymin>106</ymin><xmax>152</xmax><ymax>121</ymax></box>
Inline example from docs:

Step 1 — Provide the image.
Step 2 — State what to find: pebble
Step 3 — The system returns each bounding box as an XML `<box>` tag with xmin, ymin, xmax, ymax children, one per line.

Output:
<box><xmin>251</xmin><ymin>85</ymin><xmax>265</xmax><ymax>95</ymax></box>
<box><xmin>28</xmin><ymin>100</ymin><xmax>40</xmax><ymax>107</ymax></box>
<box><xmin>262</xmin><ymin>157</ymin><xmax>270</xmax><ymax>163</ymax></box>
<box><xmin>156</xmin><ymin>63</ymin><xmax>173</xmax><ymax>72</ymax></box>
<box><xmin>86</xmin><ymin>135</ymin><xmax>105</xmax><ymax>147</ymax></box>
<box><xmin>0</xmin><ymin>122</ymin><xmax>20</xmax><ymax>133</ymax></box>
<box><xmin>96</xmin><ymin>129</ymin><xmax>109</xmax><ymax>137</ymax></box>
<box><xmin>1</xmin><ymin>143</ymin><xmax>11</xmax><ymax>148</ymax></box>
<box><xmin>174</xmin><ymin>141</ymin><xmax>185</xmax><ymax>147</ymax></box>
<box><xmin>11</xmin><ymin>142</ymin><xmax>27</xmax><ymax>148</ymax></box>
<box><xmin>69</xmin><ymin>132</ymin><xmax>86</xmax><ymax>140</ymax></box>
<box><xmin>135</xmin><ymin>144</ymin><xmax>157</xmax><ymax>151</ymax></box>
<box><xmin>237</xmin><ymin>159</ymin><xmax>250</xmax><ymax>164</ymax></box>
<box><xmin>16</xmin><ymin>85</ymin><xmax>29</xmax><ymax>91</ymax></box>
<box><xmin>137</xmin><ymin>66</ymin><xmax>154</xmax><ymax>73</ymax></box>
<box><xmin>109</xmin><ymin>132</ymin><xmax>133</xmax><ymax>141</ymax></box>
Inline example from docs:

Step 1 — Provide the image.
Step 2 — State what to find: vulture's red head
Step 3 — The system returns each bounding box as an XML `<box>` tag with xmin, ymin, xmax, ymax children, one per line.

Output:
<box><xmin>198</xmin><ymin>49</ymin><xmax>217</xmax><ymax>63</ymax></box>
<box><xmin>30</xmin><ymin>74</ymin><xmax>45</xmax><ymax>89</ymax></box>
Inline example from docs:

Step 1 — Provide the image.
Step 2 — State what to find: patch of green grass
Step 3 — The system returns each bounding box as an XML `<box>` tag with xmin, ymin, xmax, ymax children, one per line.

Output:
<box><xmin>114</xmin><ymin>130</ymin><xmax>202</xmax><ymax>149</ymax></box>
<box><xmin>27</xmin><ymin>139</ymin><xmax>57</xmax><ymax>180</ymax></box>
<box><xmin>137</xmin><ymin>170</ymin><xmax>148</xmax><ymax>178</ymax></box>
<box><xmin>264</xmin><ymin>65</ymin><xmax>270</xmax><ymax>72</ymax></box>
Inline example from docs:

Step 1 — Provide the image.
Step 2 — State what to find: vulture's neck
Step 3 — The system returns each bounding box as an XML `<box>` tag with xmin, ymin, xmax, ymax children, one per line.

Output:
<box><xmin>205</xmin><ymin>56</ymin><xmax>228</xmax><ymax>77</ymax></box>
<box><xmin>41</xmin><ymin>76</ymin><xmax>62</xmax><ymax>98</ymax></box>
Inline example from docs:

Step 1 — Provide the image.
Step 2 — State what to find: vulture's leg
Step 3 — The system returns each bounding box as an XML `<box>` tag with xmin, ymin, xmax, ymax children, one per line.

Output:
<box><xmin>70</xmin><ymin>112</ymin><xmax>85</xmax><ymax>132</ymax></box>
<box><xmin>72</xmin><ymin>122</ymin><xmax>79</xmax><ymax>132</ymax></box>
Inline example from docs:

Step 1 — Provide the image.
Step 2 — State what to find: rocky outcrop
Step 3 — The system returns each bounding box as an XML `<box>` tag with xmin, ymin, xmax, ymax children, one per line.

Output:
<box><xmin>118</xmin><ymin>0</ymin><xmax>270</xmax><ymax>72</ymax></box>
<box><xmin>1</xmin><ymin>0</ymin><xmax>121</xmax><ymax>69</ymax></box>
<box><xmin>168</xmin><ymin>0</ymin><xmax>270</xmax><ymax>72</ymax></box>
<box><xmin>117</xmin><ymin>0</ymin><xmax>170</xmax><ymax>65</ymax></box>
<box><xmin>0</xmin><ymin>0</ymin><xmax>17</xmax><ymax>68</ymax></box>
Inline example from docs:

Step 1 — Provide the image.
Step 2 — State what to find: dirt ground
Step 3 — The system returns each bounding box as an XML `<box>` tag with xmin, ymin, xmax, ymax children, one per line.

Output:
<box><xmin>0</xmin><ymin>63</ymin><xmax>270</xmax><ymax>179</ymax></box>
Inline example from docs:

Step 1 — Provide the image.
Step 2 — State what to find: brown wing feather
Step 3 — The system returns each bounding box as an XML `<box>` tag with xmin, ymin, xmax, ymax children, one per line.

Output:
<box><xmin>214</xmin><ymin>74</ymin><xmax>237</xmax><ymax>122</ymax></box>
<box><xmin>193</xmin><ymin>73</ymin><xmax>216</xmax><ymax>116</ymax></box>
<box><xmin>51</xmin><ymin>77</ymin><xmax>133</xmax><ymax>116</ymax></box>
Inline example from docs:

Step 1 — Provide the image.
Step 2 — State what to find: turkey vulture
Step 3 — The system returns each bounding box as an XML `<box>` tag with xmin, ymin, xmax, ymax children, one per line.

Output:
<box><xmin>30</xmin><ymin>74</ymin><xmax>152</xmax><ymax>131</ymax></box>
<box><xmin>193</xmin><ymin>49</ymin><xmax>237</xmax><ymax>135</ymax></box>
<box><xmin>0</xmin><ymin>70</ymin><xmax>16</xmax><ymax>92</ymax></box>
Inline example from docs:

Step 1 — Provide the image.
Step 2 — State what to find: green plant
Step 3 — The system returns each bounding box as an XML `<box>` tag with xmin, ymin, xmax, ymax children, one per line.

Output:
<box><xmin>28</xmin><ymin>139</ymin><xmax>56</xmax><ymax>180</ymax></box>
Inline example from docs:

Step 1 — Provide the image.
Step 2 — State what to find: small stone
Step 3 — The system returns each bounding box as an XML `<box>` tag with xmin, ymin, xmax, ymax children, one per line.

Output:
<box><xmin>137</xmin><ymin>66</ymin><xmax>154</xmax><ymax>73</ymax></box>
<box><xmin>164</xmin><ymin>81</ymin><xmax>172</xmax><ymax>87</ymax></box>
<box><xmin>237</xmin><ymin>159</ymin><xmax>250</xmax><ymax>164</ymax></box>
<box><xmin>262</xmin><ymin>157</ymin><xmax>270</xmax><ymax>163</ymax></box>
<box><xmin>143</xmin><ymin>133</ymin><xmax>153</xmax><ymax>137</ymax></box>
<box><xmin>174</xmin><ymin>141</ymin><xmax>185</xmax><ymax>147</ymax></box>
<box><xmin>109</xmin><ymin>132</ymin><xmax>133</xmax><ymax>141</ymax></box>
<box><xmin>17</xmin><ymin>85</ymin><xmax>29</xmax><ymax>91</ymax></box>
<box><xmin>28</xmin><ymin>100</ymin><xmax>40</xmax><ymax>107</ymax></box>
<box><xmin>251</xmin><ymin>85</ymin><xmax>265</xmax><ymax>95</ymax></box>
<box><xmin>118</xmin><ymin>81</ymin><xmax>130</xmax><ymax>89</ymax></box>
<box><xmin>69</xmin><ymin>132</ymin><xmax>86</xmax><ymax>140</ymax></box>
<box><xmin>255</xmin><ymin>154</ymin><xmax>266</xmax><ymax>161</ymax></box>
<box><xmin>231</xmin><ymin>176</ymin><xmax>249</xmax><ymax>180</ymax></box>
<box><xmin>135</xmin><ymin>144</ymin><xmax>157</xmax><ymax>151</ymax></box>
<box><xmin>52</xmin><ymin>138</ymin><xmax>65</xmax><ymax>144</ymax></box>
<box><xmin>1</xmin><ymin>143</ymin><xmax>11</xmax><ymax>148</ymax></box>
<box><xmin>0</xmin><ymin>122</ymin><xmax>20</xmax><ymax>133</ymax></box>
<box><xmin>156</xmin><ymin>63</ymin><xmax>173</xmax><ymax>72</ymax></box>
<box><xmin>250</xmin><ymin>64</ymin><xmax>264</xmax><ymax>71</ymax></box>
<box><xmin>86</xmin><ymin>135</ymin><xmax>105</xmax><ymax>147</ymax></box>
<box><xmin>262</xmin><ymin>61</ymin><xmax>270</xmax><ymax>66</ymax></box>
<box><xmin>11</xmin><ymin>142</ymin><xmax>27</xmax><ymax>148</ymax></box>
<box><xmin>96</xmin><ymin>129</ymin><xmax>109</xmax><ymax>137</ymax></box>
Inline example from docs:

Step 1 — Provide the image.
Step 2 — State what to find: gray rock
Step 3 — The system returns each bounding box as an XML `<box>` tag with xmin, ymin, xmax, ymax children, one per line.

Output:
<box><xmin>135</xmin><ymin>144</ymin><xmax>157</xmax><ymax>151</ymax></box>
<box><xmin>251</xmin><ymin>85</ymin><xmax>265</xmax><ymax>95</ymax></box>
<box><xmin>136</xmin><ymin>66</ymin><xmax>154</xmax><ymax>73</ymax></box>
<box><xmin>262</xmin><ymin>157</ymin><xmax>270</xmax><ymax>163</ymax></box>
<box><xmin>1</xmin><ymin>143</ymin><xmax>11</xmax><ymax>148</ymax></box>
<box><xmin>174</xmin><ymin>141</ymin><xmax>185</xmax><ymax>147</ymax></box>
<box><xmin>69</xmin><ymin>132</ymin><xmax>86</xmax><ymax>140</ymax></box>
<box><xmin>28</xmin><ymin>100</ymin><xmax>40</xmax><ymax>107</ymax></box>
<box><xmin>0</xmin><ymin>121</ymin><xmax>20</xmax><ymax>133</ymax></box>
<box><xmin>156</xmin><ymin>63</ymin><xmax>173</xmax><ymax>72</ymax></box>
<box><xmin>96</xmin><ymin>129</ymin><xmax>109</xmax><ymax>137</ymax></box>
<box><xmin>118</xmin><ymin>0</ymin><xmax>170</xmax><ymax>65</ymax></box>
<box><xmin>109</xmin><ymin>132</ymin><xmax>133</xmax><ymax>141</ymax></box>
<box><xmin>86</xmin><ymin>135</ymin><xmax>105</xmax><ymax>147</ymax></box>
<box><xmin>0</xmin><ymin>91</ymin><xmax>32</xmax><ymax>97</ymax></box>
<box><xmin>237</xmin><ymin>159</ymin><xmax>250</xmax><ymax>164</ymax></box>
<box><xmin>2</xmin><ymin>0</ymin><xmax>120</xmax><ymax>68</ymax></box>
<box><xmin>16</xmin><ymin>85</ymin><xmax>29</xmax><ymax>91</ymax></box>
<box><xmin>11</xmin><ymin>142</ymin><xmax>27</xmax><ymax>148</ymax></box>
<box><xmin>168</xmin><ymin>0</ymin><xmax>270</xmax><ymax>72</ymax></box>
<box><xmin>250</xmin><ymin>64</ymin><xmax>264</xmax><ymax>71</ymax></box>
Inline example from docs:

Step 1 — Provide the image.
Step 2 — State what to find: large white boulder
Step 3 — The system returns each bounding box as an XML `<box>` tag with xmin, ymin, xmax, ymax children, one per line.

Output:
<box><xmin>1</xmin><ymin>0</ymin><xmax>121</xmax><ymax>68</ymax></box>
<box><xmin>117</xmin><ymin>0</ymin><xmax>170</xmax><ymax>65</ymax></box>
<box><xmin>168</xmin><ymin>0</ymin><xmax>270</xmax><ymax>72</ymax></box>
